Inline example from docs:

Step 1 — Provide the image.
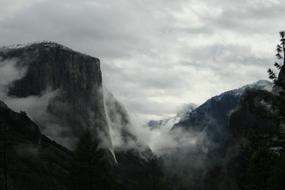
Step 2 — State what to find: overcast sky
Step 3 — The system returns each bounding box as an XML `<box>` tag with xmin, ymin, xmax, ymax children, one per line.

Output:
<box><xmin>0</xmin><ymin>0</ymin><xmax>284</xmax><ymax>122</ymax></box>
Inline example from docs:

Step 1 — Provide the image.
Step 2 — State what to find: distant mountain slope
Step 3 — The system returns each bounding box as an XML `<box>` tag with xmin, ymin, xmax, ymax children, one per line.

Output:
<box><xmin>156</xmin><ymin>81</ymin><xmax>274</xmax><ymax>190</ymax></box>
<box><xmin>147</xmin><ymin>103</ymin><xmax>196</xmax><ymax>130</ymax></box>
<box><xmin>216</xmin><ymin>75</ymin><xmax>285</xmax><ymax>190</ymax></box>
<box><xmin>0</xmin><ymin>99</ymin><xmax>157</xmax><ymax>190</ymax></box>
<box><xmin>0</xmin><ymin>100</ymin><xmax>72</xmax><ymax>190</ymax></box>
<box><xmin>172</xmin><ymin>80</ymin><xmax>272</xmax><ymax>142</ymax></box>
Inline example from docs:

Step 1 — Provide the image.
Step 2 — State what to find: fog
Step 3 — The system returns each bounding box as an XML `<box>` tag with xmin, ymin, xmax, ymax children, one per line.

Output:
<box><xmin>0</xmin><ymin>52</ymin><xmax>227</xmax><ymax>189</ymax></box>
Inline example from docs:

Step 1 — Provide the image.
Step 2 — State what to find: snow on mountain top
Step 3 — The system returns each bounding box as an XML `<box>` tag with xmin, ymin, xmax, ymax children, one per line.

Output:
<box><xmin>214</xmin><ymin>80</ymin><xmax>273</xmax><ymax>100</ymax></box>
<box><xmin>241</xmin><ymin>80</ymin><xmax>272</xmax><ymax>92</ymax></box>
<box><xmin>147</xmin><ymin>103</ymin><xmax>197</xmax><ymax>129</ymax></box>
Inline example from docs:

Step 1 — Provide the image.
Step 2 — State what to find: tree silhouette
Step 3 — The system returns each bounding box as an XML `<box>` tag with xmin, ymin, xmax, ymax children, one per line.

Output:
<box><xmin>268</xmin><ymin>31</ymin><xmax>285</xmax><ymax>87</ymax></box>
<box><xmin>0</xmin><ymin>123</ymin><xmax>8</xmax><ymax>190</ymax></box>
<box><xmin>268</xmin><ymin>69</ymin><xmax>277</xmax><ymax>82</ymax></box>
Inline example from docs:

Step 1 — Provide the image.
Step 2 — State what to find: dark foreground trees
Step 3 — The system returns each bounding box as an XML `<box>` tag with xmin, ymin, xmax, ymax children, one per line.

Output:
<box><xmin>0</xmin><ymin>124</ymin><xmax>8</xmax><ymax>190</ymax></box>
<box><xmin>268</xmin><ymin>31</ymin><xmax>285</xmax><ymax>89</ymax></box>
<box><xmin>67</xmin><ymin>128</ymin><xmax>170</xmax><ymax>190</ymax></box>
<box><xmin>236</xmin><ymin>31</ymin><xmax>285</xmax><ymax>190</ymax></box>
<box><xmin>67</xmin><ymin>129</ymin><xmax>114</xmax><ymax>190</ymax></box>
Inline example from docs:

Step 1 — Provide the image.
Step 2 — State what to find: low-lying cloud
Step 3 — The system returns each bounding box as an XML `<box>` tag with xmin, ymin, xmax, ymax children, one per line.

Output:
<box><xmin>0</xmin><ymin>58</ymin><xmax>76</xmax><ymax>148</ymax></box>
<box><xmin>0</xmin><ymin>58</ymin><xmax>26</xmax><ymax>96</ymax></box>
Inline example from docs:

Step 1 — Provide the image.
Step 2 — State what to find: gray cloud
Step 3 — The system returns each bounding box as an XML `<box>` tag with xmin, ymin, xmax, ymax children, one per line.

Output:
<box><xmin>0</xmin><ymin>58</ymin><xmax>26</xmax><ymax>96</ymax></box>
<box><xmin>0</xmin><ymin>0</ymin><xmax>284</xmax><ymax>122</ymax></box>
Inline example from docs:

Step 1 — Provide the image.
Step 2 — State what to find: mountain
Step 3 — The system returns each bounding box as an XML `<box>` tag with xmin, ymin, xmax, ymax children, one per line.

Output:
<box><xmin>0</xmin><ymin>96</ymin><xmax>159</xmax><ymax>190</ymax></box>
<box><xmin>0</xmin><ymin>41</ymin><xmax>147</xmax><ymax>154</ymax></box>
<box><xmin>0</xmin><ymin>42</ymin><xmax>159</xmax><ymax>190</ymax></box>
<box><xmin>214</xmin><ymin>86</ymin><xmax>285</xmax><ymax>189</ymax></box>
<box><xmin>155</xmin><ymin>80</ymin><xmax>274</xmax><ymax>190</ymax></box>
<box><xmin>148</xmin><ymin>80</ymin><xmax>272</xmax><ymax>137</ymax></box>
<box><xmin>172</xmin><ymin>80</ymin><xmax>273</xmax><ymax>142</ymax></box>
<box><xmin>0</xmin><ymin>100</ymin><xmax>72</xmax><ymax>190</ymax></box>
<box><xmin>0</xmin><ymin>42</ymin><xmax>112</xmax><ymax>151</ymax></box>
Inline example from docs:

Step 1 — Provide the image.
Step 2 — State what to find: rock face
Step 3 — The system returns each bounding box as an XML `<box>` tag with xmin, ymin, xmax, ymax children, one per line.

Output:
<box><xmin>0</xmin><ymin>42</ymin><xmax>157</xmax><ymax>190</ymax></box>
<box><xmin>0</xmin><ymin>42</ymin><xmax>111</xmax><ymax>150</ymax></box>
<box><xmin>0</xmin><ymin>100</ymin><xmax>72</xmax><ymax>190</ymax></box>
<box><xmin>104</xmin><ymin>90</ymin><xmax>138</xmax><ymax>149</ymax></box>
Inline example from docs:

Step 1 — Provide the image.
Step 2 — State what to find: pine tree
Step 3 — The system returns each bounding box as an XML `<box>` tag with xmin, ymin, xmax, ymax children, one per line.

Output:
<box><xmin>268</xmin><ymin>68</ymin><xmax>277</xmax><ymax>82</ymax></box>
<box><xmin>268</xmin><ymin>31</ymin><xmax>285</xmax><ymax>87</ymax></box>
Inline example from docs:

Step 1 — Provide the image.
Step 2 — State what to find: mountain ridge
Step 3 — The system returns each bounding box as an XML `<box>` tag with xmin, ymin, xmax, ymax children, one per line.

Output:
<box><xmin>173</xmin><ymin>80</ymin><xmax>272</xmax><ymax>133</ymax></box>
